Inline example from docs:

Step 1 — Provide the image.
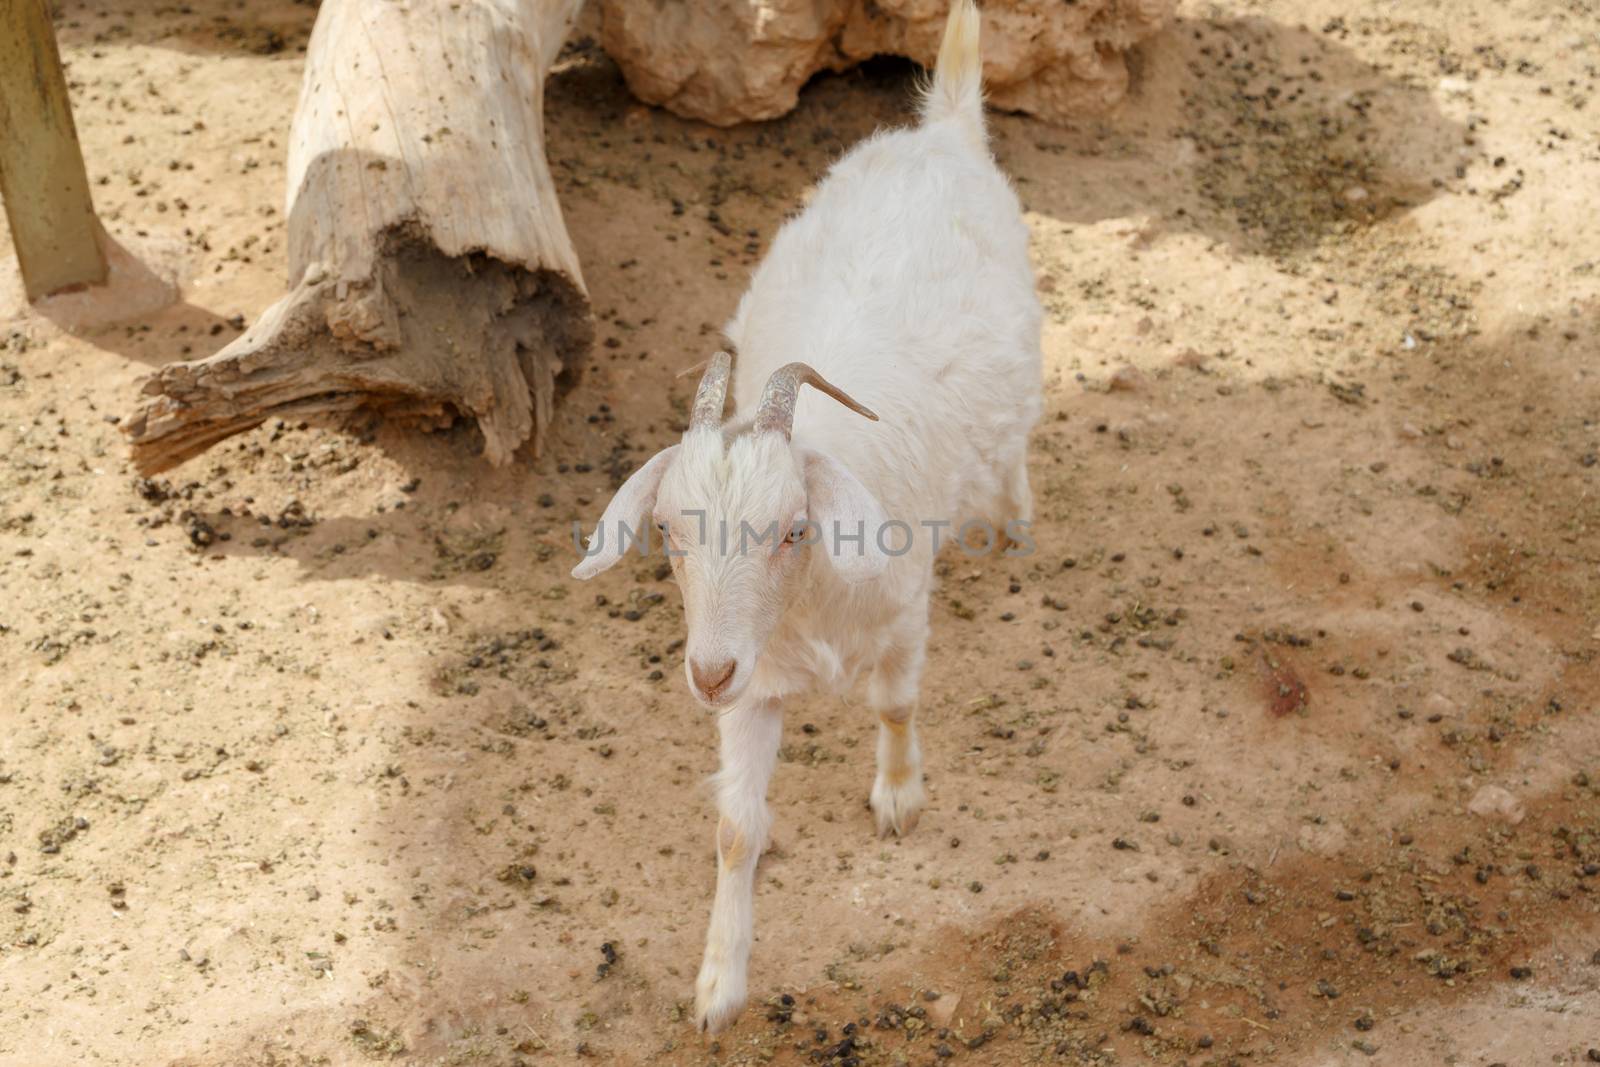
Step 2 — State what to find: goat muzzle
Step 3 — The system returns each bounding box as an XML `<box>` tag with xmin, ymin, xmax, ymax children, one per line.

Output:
<box><xmin>690</xmin><ymin>657</ymin><xmax>738</xmax><ymax>704</ymax></box>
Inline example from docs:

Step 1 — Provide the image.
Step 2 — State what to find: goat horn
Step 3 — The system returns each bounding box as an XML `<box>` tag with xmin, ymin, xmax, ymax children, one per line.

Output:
<box><xmin>754</xmin><ymin>362</ymin><xmax>878</xmax><ymax>439</ymax></box>
<box><xmin>688</xmin><ymin>351</ymin><xmax>733</xmax><ymax>431</ymax></box>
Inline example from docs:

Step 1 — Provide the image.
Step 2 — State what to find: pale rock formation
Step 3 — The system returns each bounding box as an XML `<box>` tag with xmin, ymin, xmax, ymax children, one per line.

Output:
<box><xmin>599</xmin><ymin>0</ymin><xmax>1172</xmax><ymax>126</ymax></box>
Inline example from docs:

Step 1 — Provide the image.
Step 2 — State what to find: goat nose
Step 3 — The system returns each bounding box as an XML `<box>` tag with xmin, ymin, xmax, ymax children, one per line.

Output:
<box><xmin>690</xmin><ymin>658</ymin><xmax>737</xmax><ymax>700</ymax></box>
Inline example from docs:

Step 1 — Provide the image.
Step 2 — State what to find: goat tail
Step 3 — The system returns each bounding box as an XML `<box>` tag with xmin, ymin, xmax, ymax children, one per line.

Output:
<box><xmin>921</xmin><ymin>0</ymin><xmax>985</xmax><ymax>143</ymax></box>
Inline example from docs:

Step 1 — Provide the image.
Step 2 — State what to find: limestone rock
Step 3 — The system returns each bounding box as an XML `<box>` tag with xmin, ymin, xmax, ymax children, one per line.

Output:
<box><xmin>598</xmin><ymin>0</ymin><xmax>1173</xmax><ymax>126</ymax></box>
<box><xmin>1467</xmin><ymin>784</ymin><xmax>1525</xmax><ymax>825</ymax></box>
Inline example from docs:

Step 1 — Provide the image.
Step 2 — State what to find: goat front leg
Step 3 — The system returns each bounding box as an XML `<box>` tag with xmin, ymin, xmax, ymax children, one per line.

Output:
<box><xmin>867</xmin><ymin>627</ymin><xmax>928</xmax><ymax>837</ymax></box>
<box><xmin>695</xmin><ymin>696</ymin><xmax>783</xmax><ymax>1033</ymax></box>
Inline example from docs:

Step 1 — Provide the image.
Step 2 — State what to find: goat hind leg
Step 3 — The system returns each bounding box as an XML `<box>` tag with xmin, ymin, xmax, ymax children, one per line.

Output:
<box><xmin>867</xmin><ymin>634</ymin><xmax>927</xmax><ymax>838</ymax></box>
<box><xmin>999</xmin><ymin>454</ymin><xmax>1033</xmax><ymax>553</ymax></box>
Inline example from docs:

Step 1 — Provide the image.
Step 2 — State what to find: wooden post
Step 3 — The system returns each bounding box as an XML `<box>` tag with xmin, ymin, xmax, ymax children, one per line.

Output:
<box><xmin>0</xmin><ymin>0</ymin><xmax>108</xmax><ymax>300</ymax></box>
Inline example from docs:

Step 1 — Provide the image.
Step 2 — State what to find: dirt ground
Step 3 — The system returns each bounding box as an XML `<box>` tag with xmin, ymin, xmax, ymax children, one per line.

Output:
<box><xmin>3</xmin><ymin>0</ymin><xmax>1600</xmax><ymax>1064</ymax></box>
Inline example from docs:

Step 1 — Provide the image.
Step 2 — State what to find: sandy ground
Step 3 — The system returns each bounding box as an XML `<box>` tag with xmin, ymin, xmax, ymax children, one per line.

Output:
<box><xmin>3</xmin><ymin>0</ymin><xmax>1600</xmax><ymax>1064</ymax></box>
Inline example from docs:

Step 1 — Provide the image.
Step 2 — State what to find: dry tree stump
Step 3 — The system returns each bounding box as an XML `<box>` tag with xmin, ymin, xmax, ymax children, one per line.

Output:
<box><xmin>125</xmin><ymin>0</ymin><xmax>591</xmax><ymax>475</ymax></box>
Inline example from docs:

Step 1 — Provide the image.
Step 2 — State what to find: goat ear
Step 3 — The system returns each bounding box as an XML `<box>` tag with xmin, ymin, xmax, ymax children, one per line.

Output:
<box><xmin>571</xmin><ymin>445</ymin><xmax>679</xmax><ymax>579</ymax></box>
<box><xmin>802</xmin><ymin>449</ymin><xmax>888</xmax><ymax>584</ymax></box>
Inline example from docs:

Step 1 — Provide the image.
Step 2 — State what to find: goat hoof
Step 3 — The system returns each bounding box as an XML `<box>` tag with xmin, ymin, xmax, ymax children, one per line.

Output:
<box><xmin>694</xmin><ymin>958</ymin><xmax>747</xmax><ymax>1034</ymax></box>
<box><xmin>871</xmin><ymin>774</ymin><xmax>926</xmax><ymax>838</ymax></box>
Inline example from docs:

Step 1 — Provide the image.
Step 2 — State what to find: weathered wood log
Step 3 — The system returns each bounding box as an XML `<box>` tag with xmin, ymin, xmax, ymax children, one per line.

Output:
<box><xmin>1</xmin><ymin>0</ymin><xmax>109</xmax><ymax>300</ymax></box>
<box><xmin>125</xmin><ymin>0</ymin><xmax>590</xmax><ymax>475</ymax></box>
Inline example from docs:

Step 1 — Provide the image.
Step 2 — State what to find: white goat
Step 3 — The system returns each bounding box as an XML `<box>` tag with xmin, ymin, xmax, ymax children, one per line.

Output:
<box><xmin>572</xmin><ymin>0</ymin><xmax>1042</xmax><ymax>1033</ymax></box>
